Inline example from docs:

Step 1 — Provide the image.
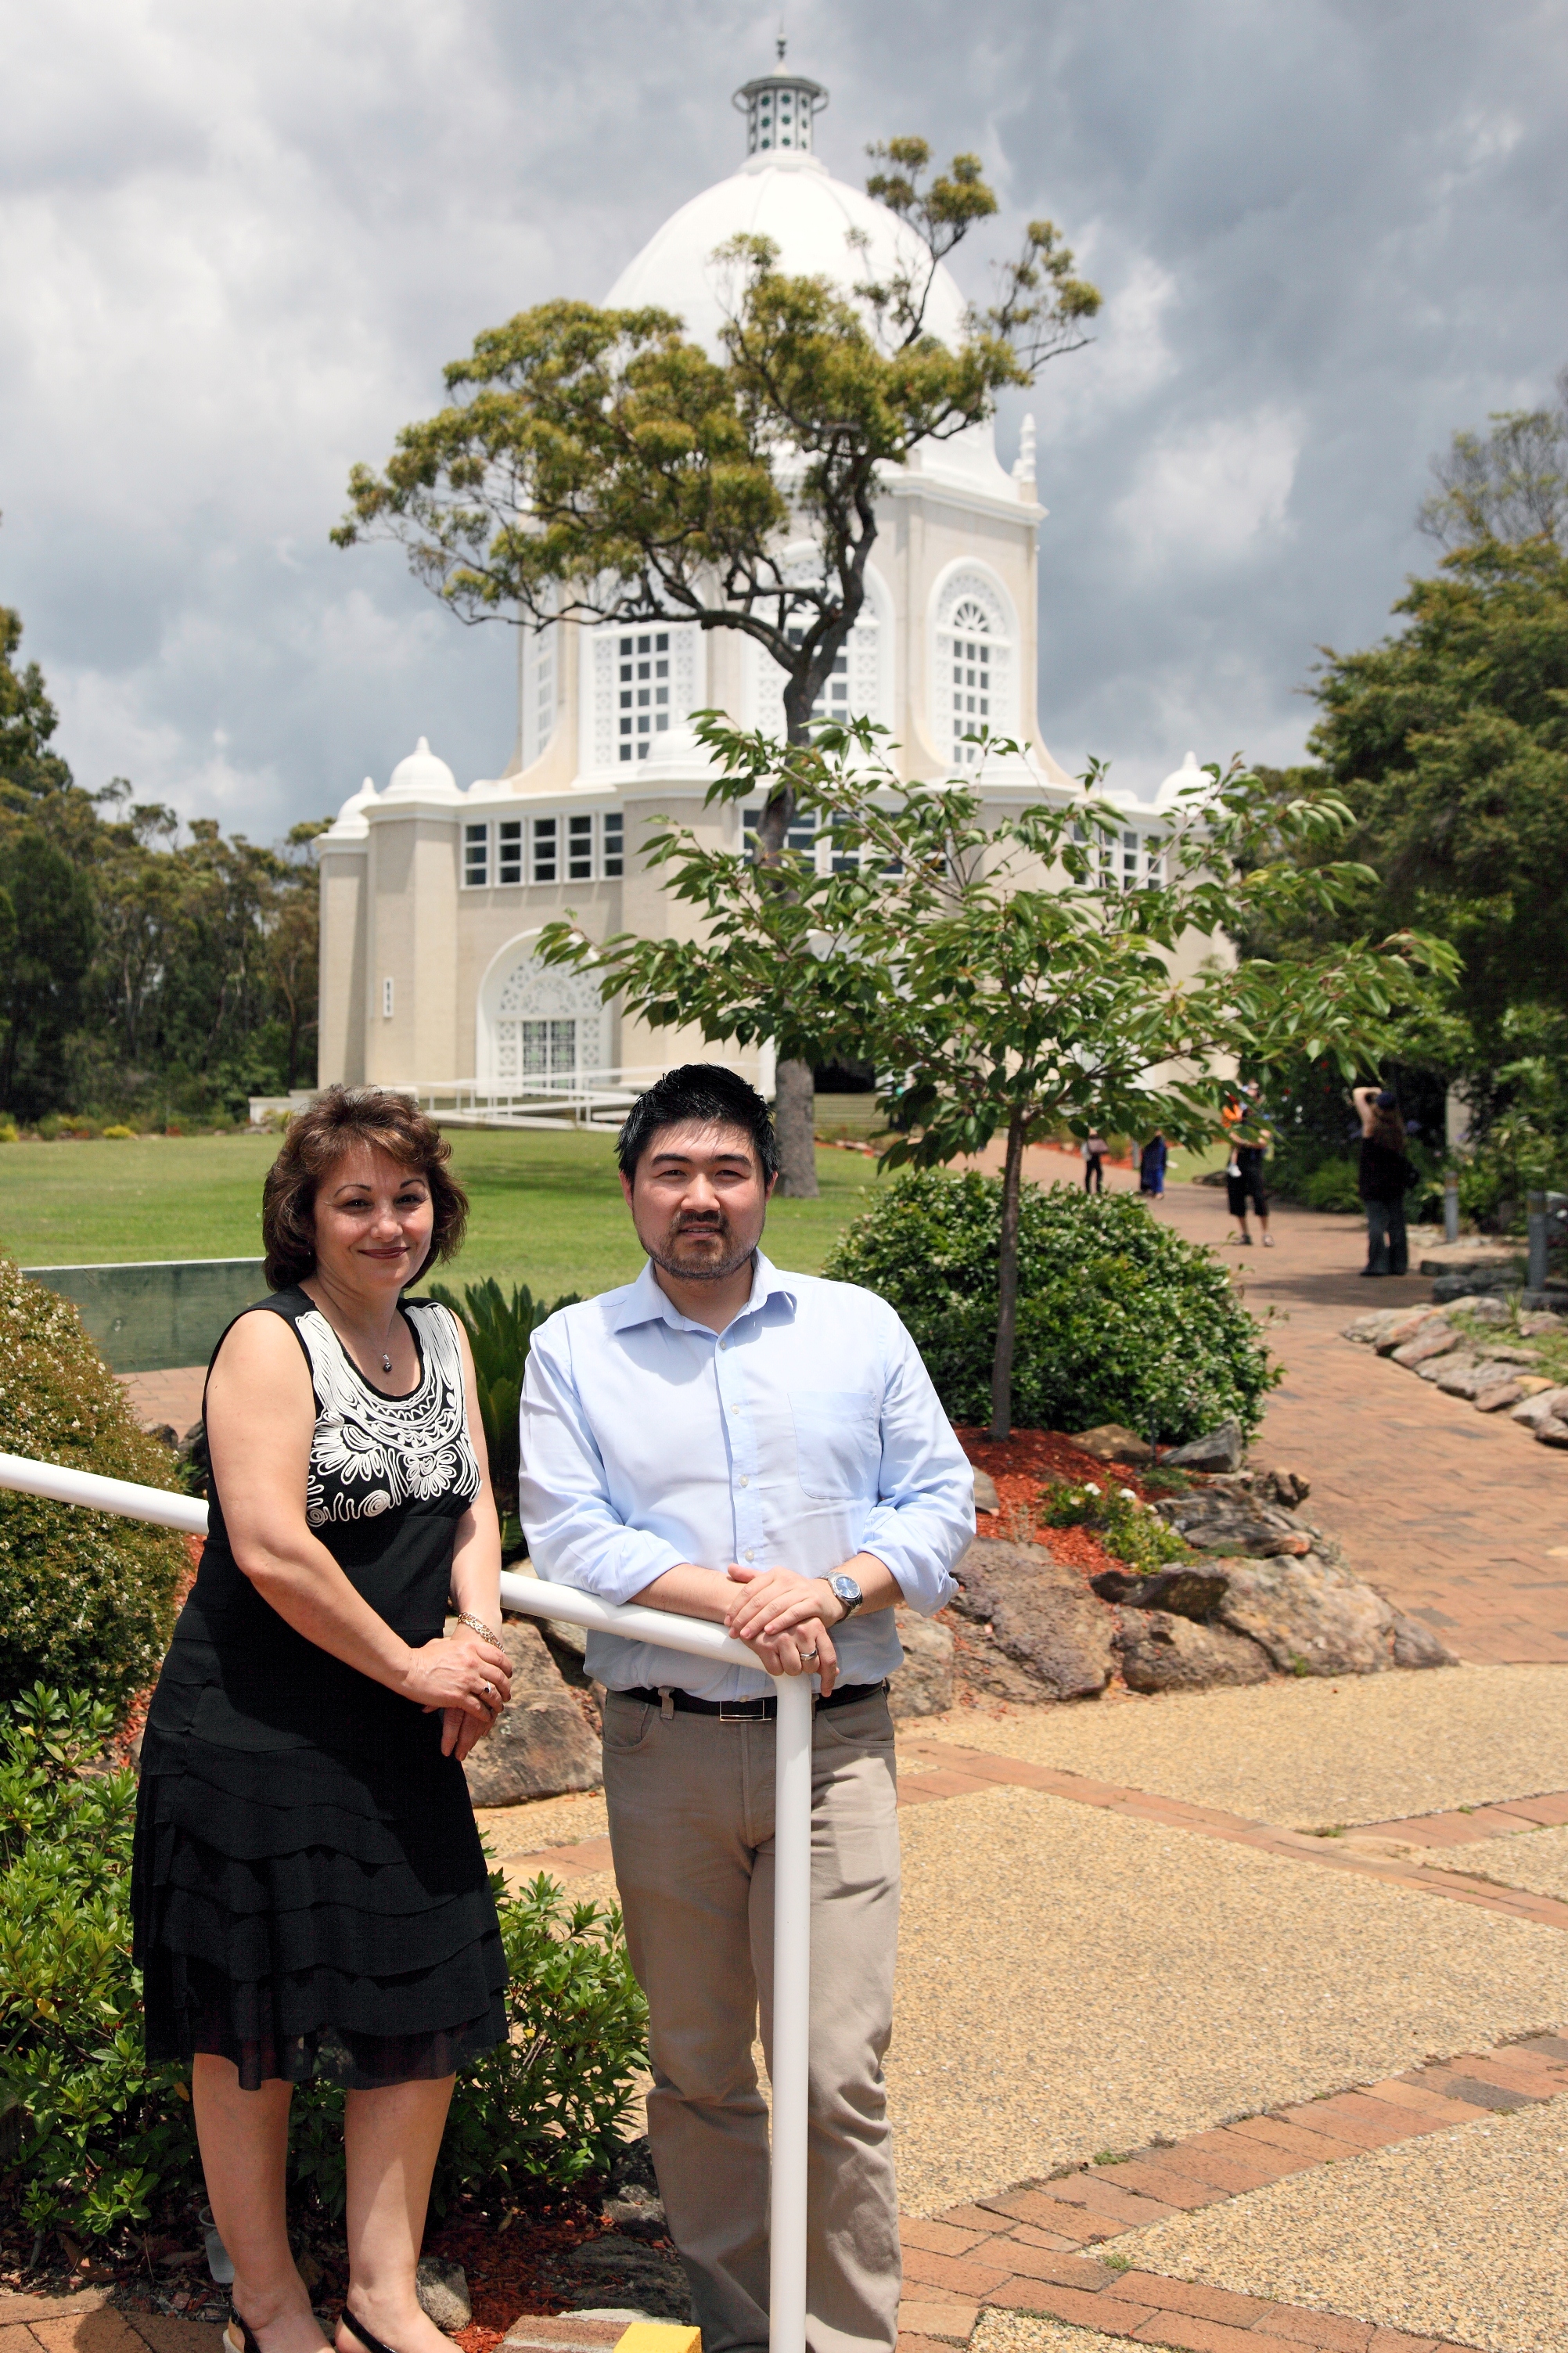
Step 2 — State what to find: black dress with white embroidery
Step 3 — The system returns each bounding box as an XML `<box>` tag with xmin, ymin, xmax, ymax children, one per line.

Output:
<box><xmin>131</xmin><ymin>1287</ymin><xmax>507</xmax><ymax>2089</ymax></box>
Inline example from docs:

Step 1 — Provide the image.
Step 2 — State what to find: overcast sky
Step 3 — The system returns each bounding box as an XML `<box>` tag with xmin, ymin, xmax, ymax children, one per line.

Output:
<box><xmin>2</xmin><ymin>0</ymin><xmax>1565</xmax><ymax>836</ymax></box>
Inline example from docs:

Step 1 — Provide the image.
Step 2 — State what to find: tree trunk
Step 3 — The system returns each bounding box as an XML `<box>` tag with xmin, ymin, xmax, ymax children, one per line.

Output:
<box><xmin>757</xmin><ymin>689</ymin><xmax>819</xmax><ymax>1199</ymax></box>
<box><xmin>988</xmin><ymin>1108</ymin><xmax>1028</xmax><ymax>1440</ymax></box>
<box><xmin>773</xmin><ymin>1056</ymin><xmax>818</xmax><ymax>1197</ymax></box>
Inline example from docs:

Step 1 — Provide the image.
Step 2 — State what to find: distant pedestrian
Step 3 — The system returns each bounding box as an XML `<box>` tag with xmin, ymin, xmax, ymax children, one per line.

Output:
<box><xmin>1082</xmin><ymin>1132</ymin><xmax>1108</xmax><ymax>1193</ymax></box>
<box><xmin>1221</xmin><ymin>1084</ymin><xmax>1274</xmax><ymax>1247</ymax></box>
<box><xmin>1353</xmin><ymin>1085</ymin><xmax>1417</xmax><ymax>1276</ymax></box>
<box><xmin>1138</xmin><ymin>1132</ymin><xmax>1167</xmax><ymax>1198</ymax></box>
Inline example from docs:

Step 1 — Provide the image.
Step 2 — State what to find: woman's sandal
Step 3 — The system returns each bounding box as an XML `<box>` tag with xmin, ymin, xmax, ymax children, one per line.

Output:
<box><xmin>340</xmin><ymin>2309</ymin><xmax>402</xmax><ymax>2353</ymax></box>
<box><xmin>224</xmin><ymin>2319</ymin><xmax>261</xmax><ymax>2353</ymax></box>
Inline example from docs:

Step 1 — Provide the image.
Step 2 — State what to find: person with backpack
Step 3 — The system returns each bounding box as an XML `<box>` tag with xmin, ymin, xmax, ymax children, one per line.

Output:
<box><xmin>1354</xmin><ymin>1085</ymin><xmax>1418</xmax><ymax>1275</ymax></box>
<box><xmin>1138</xmin><ymin>1132</ymin><xmax>1168</xmax><ymax>1199</ymax></box>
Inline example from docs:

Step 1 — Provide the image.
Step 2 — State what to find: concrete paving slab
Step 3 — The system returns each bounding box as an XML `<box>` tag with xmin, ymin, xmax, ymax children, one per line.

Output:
<box><xmin>888</xmin><ymin>1783</ymin><xmax>1568</xmax><ymax>2215</ymax></box>
<box><xmin>1117</xmin><ymin>2090</ymin><xmax>1568</xmax><ymax>2352</ymax></box>
<box><xmin>908</xmin><ymin>1664</ymin><xmax>1568</xmax><ymax>1830</ymax></box>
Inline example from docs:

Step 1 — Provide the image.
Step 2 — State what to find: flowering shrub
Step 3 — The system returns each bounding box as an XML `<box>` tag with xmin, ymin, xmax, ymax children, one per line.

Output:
<box><xmin>1040</xmin><ymin>1477</ymin><xmax>1193</xmax><ymax>1578</ymax></box>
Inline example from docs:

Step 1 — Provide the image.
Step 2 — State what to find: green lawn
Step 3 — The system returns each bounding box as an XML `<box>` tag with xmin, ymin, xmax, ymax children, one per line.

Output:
<box><xmin>0</xmin><ymin>1128</ymin><xmax>883</xmax><ymax>1300</ymax></box>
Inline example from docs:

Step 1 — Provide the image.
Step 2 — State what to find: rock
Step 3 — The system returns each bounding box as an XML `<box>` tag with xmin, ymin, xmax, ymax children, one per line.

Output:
<box><xmin>1159</xmin><ymin>1419</ymin><xmax>1244</xmax><ymax>1473</ymax></box>
<box><xmin>146</xmin><ymin>1421</ymin><xmax>180</xmax><ymax>1448</ymax></box>
<box><xmin>1536</xmin><ymin>1418</ymin><xmax>1568</xmax><ymax>1449</ymax></box>
<box><xmin>462</xmin><ymin>1619</ymin><xmax>602</xmax><ymax>1805</ymax></box>
<box><xmin>973</xmin><ymin>1466</ymin><xmax>1001</xmax><ymax>1514</ymax></box>
<box><xmin>889</xmin><ymin>1606</ymin><xmax>955</xmax><ymax>1718</ymax></box>
<box><xmin>415</xmin><ymin>2259</ymin><xmax>471</xmax><ymax>2333</ymax></box>
<box><xmin>1372</xmin><ymin>1309</ymin><xmax>1444</xmax><ymax>1355</ymax></box>
<box><xmin>549</xmin><ymin>2236</ymin><xmax>693</xmax><ymax>2324</ymax></box>
<box><xmin>1091</xmin><ymin>1566</ymin><xmax>1230</xmax><ymax>1620</ymax></box>
<box><xmin>1257</xmin><ymin>1466</ymin><xmax>1311</xmax><ymax>1507</ymax></box>
<box><xmin>949</xmin><ymin>1539</ymin><xmax>1115</xmax><ymax>1702</ymax></box>
<box><xmin>1391</xmin><ymin>1614</ymin><xmax>1458</xmax><ymax>1668</ymax></box>
<box><xmin>600</xmin><ymin>2184</ymin><xmax>668</xmax><ymax>2243</ymax></box>
<box><xmin>1514</xmin><ymin>1375</ymin><xmax>1557</xmax><ymax>1396</ymax></box>
<box><xmin>1511</xmin><ymin>1386</ymin><xmax>1568</xmax><ymax>1428</ymax></box>
<box><xmin>1457</xmin><ymin>1296</ymin><xmax>1512</xmax><ymax>1326</ymax></box>
<box><xmin>1391</xmin><ymin>1323</ymin><xmax>1460</xmax><ymax>1368</ymax></box>
<box><xmin>1435</xmin><ymin>1362</ymin><xmax>1499</xmax><ymax>1398</ymax></box>
<box><xmin>1070</xmin><ymin>1423</ymin><xmax>1153</xmax><ymax>1466</ymax></box>
<box><xmin>1218</xmin><ymin>1556</ymin><xmax>1400</xmax><ymax>1678</ymax></box>
<box><xmin>1153</xmin><ymin>1491</ymin><xmax>1312</xmax><ymax>1558</ymax></box>
<box><xmin>1475</xmin><ymin>1344</ymin><xmax>1539</xmax><ymax>1364</ymax></box>
<box><xmin>1116</xmin><ymin>1610</ymin><xmax>1273</xmax><ymax>1693</ymax></box>
<box><xmin>1417</xmin><ymin>1351</ymin><xmax>1478</xmax><ymax>1383</ymax></box>
<box><xmin>1519</xmin><ymin>1311</ymin><xmax>1566</xmax><ymax>1337</ymax></box>
<box><xmin>1473</xmin><ymin>1380</ymin><xmax>1526</xmax><ymax>1413</ymax></box>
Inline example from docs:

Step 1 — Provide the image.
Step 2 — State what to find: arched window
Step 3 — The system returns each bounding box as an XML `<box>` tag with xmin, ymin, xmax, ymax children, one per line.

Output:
<box><xmin>583</xmin><ymin>621</ymin><xmax>699</xmax><ymax>774</ymax></box>
<box><xmin>481</xmin><ymin>945</ymin><xmax>609</xmax><ymax>1086</ymax></box>
<box><xmin>520</xmin><ymin>628</ymin><xmax>556</xmax><ymax>770</ymax></box>
<box><xmin>746</xmin><ymin>572</ymin><xmax>890</xmax><ymax>737</ymax></box>
<box><xmin>932</xmin><ymin>568</ymin><xmax>1016</xmax><ymax>769</ymax></box>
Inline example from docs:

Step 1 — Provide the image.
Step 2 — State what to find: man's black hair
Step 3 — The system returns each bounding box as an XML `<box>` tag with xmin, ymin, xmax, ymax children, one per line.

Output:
<box><xmin>617</xmin><ymin>1063</ymin><xmax>780</xmax><ymax>1183</ymax></box>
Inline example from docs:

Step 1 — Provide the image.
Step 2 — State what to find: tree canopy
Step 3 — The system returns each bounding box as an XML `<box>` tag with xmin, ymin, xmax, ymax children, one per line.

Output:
<box><xmin>0</xmin><ymin>597</ymin><xmax>328</xmax><ymax>1121</ymax></box>
<box><xmin>538</xmin><ymin>716</ymin><xmax>1448</xmax><ymax>1433</ymax></box>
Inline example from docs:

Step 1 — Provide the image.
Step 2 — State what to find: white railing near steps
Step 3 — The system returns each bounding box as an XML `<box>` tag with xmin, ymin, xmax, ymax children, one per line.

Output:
<box><xmin>0</xmin><ymin>1448</ymin><xmax>812</xmax><ymax>2353</ymax></box>
<box><xmin>390</xmin><ymin>1070</ymin><xmax>667</xmax><ymax>1132</ymax></box>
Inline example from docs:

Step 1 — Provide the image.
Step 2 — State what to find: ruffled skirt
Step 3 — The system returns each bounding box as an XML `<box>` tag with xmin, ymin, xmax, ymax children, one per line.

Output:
<box><xmin>132</xmin><ymin>1616</ymin><xmax>508</xmax><ymax>2089</ymax></box>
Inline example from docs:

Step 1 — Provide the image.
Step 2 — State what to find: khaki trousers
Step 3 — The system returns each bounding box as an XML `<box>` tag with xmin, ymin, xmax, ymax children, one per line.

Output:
<box><xmin>602</xmin><ymin>1686</ymin><xmax>902</xmax><ymax>2353</ymax></box>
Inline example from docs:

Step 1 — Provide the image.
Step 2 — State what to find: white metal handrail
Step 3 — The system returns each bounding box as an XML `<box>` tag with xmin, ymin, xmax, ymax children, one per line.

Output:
<box><xmin>0</xmin><ymin>1451</ymin><xmax>811</xmax><ymax>2353</ymax></box>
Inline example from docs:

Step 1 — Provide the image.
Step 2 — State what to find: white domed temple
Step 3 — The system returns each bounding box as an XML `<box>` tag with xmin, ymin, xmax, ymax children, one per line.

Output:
<box><xmin>317</xmin><ymin>67</ymin><xmax>1193</xmax><ymax>1109</ymax></box>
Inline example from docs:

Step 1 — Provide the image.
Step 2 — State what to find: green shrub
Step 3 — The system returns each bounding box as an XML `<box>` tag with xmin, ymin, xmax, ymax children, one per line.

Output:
<box><xmin>429</xmin><ymin>1278</ymin><xmax>579</xmax><ymax>1530</ymax></box>
<box><xmin>1296</xmin><ymin>1159</ymin><xmax>1363</xmax><ymax>1215</ymax></box>
<box><xmin>1</xmin><ymin>1689</ymin><xmax>649</xmax><ymax>2239</ymax></box>
<box><xmin>0</xmin><ymin>1685</ymin><xmax>200</xmax><ymax>2237</ymax></box>
<box><xmin>0</xmin><ymin>1253</ymin><xmax>189</xmax><ymax>1713</ymax></box>
<box><xmin>823</xmin><ymin>1171</ymin><xmax>1276</xmax><ymax>1439</ymax></box>
<box><xmin>1040</xmin><ymin>1477</ymin><xmax>1194</xmax><ymax>1575</ymax></box>
<box><xmin>291</xmin><ymin>1874</ymin><xmax>648</xmax><ymax>2219</ymax></box>
<box><xmin>100</xmin><ymin>1124</ymin><xmax>136</xmax><ymax>1141</ymax></box>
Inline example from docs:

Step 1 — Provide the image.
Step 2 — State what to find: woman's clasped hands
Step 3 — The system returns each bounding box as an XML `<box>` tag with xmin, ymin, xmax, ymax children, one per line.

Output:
<box><xmin>401</xmin><ymin>1627</ymin><xmax>512</xmax><ymax>1760</ymax></box>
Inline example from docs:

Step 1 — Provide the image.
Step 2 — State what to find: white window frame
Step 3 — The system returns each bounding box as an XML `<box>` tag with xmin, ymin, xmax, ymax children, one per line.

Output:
<box><xmin>583</xmin><ymin>621</ymin><xmax>699</xmax><ymax>774</ymax></box>
<box><xmin>930</xmin><ymin>564</ymin><xmax>1018</xmax><ymax>771</ymax></box>
<box><xmin>460</xmin><ymin>810</ymin><xmax>627</xmax><ymax>887</ymax></box>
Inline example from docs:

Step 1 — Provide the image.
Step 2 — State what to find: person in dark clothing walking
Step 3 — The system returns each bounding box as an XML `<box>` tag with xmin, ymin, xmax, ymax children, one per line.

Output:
<box><xmin>1139</xmin><ymin>1133</ymin><xmax>1167</xmax><ymax>1198</ymax></box>
<box><xmin>1354</xmin><ymin>1085</ymin><xmax>1417</xmax><ymax>1275</ymax></box>
<box><xmin>1082</xmin><ymin>1133</ymin><xmax>1108</xmax><ymax>1193</ymax></box>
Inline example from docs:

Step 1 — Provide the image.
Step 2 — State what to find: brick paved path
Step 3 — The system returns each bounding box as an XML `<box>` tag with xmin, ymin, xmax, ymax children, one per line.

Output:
<box><xmin>969</xmin><ymin>1143</ymin><xmax>1568</xmax><ymax>1668</ymax></box>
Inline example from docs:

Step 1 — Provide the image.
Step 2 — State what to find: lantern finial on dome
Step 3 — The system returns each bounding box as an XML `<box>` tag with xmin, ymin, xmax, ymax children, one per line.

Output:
<box><xmin>732</xmin><ymin>59</ymin><xmax>827</xmax><ymax>160</ymax></box>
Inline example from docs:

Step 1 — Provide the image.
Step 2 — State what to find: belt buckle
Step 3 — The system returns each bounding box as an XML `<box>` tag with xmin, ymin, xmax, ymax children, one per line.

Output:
<box><xmin>718</xmin><ymin>1697</ymin><xmax>765</xmax><ymax>1723</ymax></box>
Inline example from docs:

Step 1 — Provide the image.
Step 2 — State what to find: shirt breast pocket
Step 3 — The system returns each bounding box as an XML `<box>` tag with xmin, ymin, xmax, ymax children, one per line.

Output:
<box><xmin>789</xmin><ymin>1388</ymin><xmax>880</xmax><ymax>1502</ymax></box>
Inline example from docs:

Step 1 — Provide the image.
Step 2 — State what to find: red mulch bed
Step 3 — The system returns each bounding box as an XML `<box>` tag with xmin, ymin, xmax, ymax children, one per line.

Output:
<box><xmin>953</xmin><ymin>1425</ymin><xmax>1156</xmax><ymax>1583</ymax></box>
<box><xmin>428</xmin><ymin>2197</ymin><xmax>612</xmax><ymax>2353</ymax></box>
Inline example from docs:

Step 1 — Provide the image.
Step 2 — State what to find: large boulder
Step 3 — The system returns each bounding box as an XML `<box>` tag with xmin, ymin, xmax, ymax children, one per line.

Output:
<box><xmin>972</xmin><ymin>1466</ymin><xmax>1001</xmax><ymax>1514</ymax></box>
<box><xmin>948</xmin><ymin>1538</ymin><xmax>1115</xmax><ymax>1702</ymax></box>
<box><xmin>1090</xmin><ymin>1565</ymin><xmax>1230</xmax><ymax>1620</ymax></box>
<box><xmin>889</xmin><ymin>1606</ymin><xmax>955</xmax><ymax>1718</ymax></box>
<box><xmin>1159</xmin><ymin>1419</ymin><xmax>1244</xmax><ymax>1473</ymax></box>
<box><xmin>462</xmin><ymin>1617</ymin><xmax>602</xmax><ymax>1804</ymax></box>
<box><xmin>1116</xmin><ymin>1609</ymin><xmax>1272</xmax><ymax>1693</ymax></box>
<box><xmin>1217</xmin><ymin>1557</ymin><xmax>1455</xmax><ymax>1676</ymax></box>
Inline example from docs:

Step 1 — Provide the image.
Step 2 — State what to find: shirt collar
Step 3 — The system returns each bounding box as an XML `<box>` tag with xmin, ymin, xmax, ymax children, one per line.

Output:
<box><xmin>608</xmin><ymin>1249</ymin><xmax>798</xmax><ymax>1338</ymax></box>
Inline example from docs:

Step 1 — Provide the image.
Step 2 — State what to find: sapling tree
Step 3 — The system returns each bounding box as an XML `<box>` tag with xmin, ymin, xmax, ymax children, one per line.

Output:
<box><xmin>333</xmin><ymin>139</ymin><xmax>1099</xmax><ymax>1192</ymax></box>
<box><xmin>537</xmin><ymin>717</ymin><xmax>1457</xmax><ymax>1436</ymax></box>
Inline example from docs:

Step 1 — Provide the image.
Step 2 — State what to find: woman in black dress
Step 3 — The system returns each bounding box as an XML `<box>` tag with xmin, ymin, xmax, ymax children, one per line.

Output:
<box><xmin>133</xmin><ymin>1088</ymin><xmax>514</xmax><ymax>2353</ymax></box>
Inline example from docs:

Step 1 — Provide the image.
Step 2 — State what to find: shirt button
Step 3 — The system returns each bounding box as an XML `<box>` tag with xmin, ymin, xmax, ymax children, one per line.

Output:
<box><xmin>744</xmin><ymin>1550</ymin><xmax>754</xmax><ymax>1561</ymax></box>
<box><xmin>738</xmin><ymin>1473</ymin><xmax>749</xmax><ymax>1488</ymax></box>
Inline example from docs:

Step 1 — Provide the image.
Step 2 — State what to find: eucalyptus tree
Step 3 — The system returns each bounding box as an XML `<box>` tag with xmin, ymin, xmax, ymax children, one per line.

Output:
<box><xmin>333</xmin><ymin>139</ymin><xmax>1099</xmax><ymax>1193</ymax></box>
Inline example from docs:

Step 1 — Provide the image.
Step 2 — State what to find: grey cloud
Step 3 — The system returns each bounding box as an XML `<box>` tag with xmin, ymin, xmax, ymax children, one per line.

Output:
<box><xmin>0</xmin><ymin>0</ymin><xmax>1563</xmax><ymax>829</ymax></box>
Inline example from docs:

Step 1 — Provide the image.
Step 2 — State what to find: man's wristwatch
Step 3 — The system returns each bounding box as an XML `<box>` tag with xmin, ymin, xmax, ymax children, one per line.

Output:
<box><xmin>825</xmin><ymin>1573</ymin><xmax>864</xmax><ymax>1623</ymax></box>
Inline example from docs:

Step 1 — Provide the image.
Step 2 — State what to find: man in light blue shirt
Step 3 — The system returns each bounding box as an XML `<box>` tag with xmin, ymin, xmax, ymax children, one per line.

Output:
<box><xmin>520</xmin><ymin>1065</ymin><xmax>974</xmax><ymax>2353</ymax></box>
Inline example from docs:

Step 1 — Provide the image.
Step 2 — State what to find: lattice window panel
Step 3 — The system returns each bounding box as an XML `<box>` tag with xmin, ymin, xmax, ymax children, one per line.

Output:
<box><xmin>933</xmin><ymin>571</ymin><xmax>1015</xmax><ymax>769</ymax></box>
<box><xmin>585</xmin><ymin>623</ymin><xmax>698</xmax><ymax>772</ymax></box>
<box><xmin>491</xmin><ymin>954</ymin><xmax>608</xmax><ymax>1084</ymax></box>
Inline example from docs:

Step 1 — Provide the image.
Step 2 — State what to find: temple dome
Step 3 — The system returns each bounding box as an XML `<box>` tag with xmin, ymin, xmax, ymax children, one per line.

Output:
<box><xmin>605</xmin><ymin>151</ymin><xmax>969</xmax><ymax>360</ymax></box>
<box><xmin>383</xmin><ymin>735</ymin><xmax>460</xmax><ymax>804</ymax></box>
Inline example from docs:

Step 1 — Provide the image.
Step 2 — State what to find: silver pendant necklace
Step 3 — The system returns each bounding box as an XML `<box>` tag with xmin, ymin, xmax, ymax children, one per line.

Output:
<box><xmin>381</xmin><ymin>1351</ymin><xmax>393</xmax><ymax>1373</ymax></box>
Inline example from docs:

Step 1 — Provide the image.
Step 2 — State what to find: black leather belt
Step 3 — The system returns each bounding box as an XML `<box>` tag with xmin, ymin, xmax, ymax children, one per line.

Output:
<box><xmin>618</xmin><ymin>1679</ymin><xmax>887</xmax><ymax>1722</ymax></box>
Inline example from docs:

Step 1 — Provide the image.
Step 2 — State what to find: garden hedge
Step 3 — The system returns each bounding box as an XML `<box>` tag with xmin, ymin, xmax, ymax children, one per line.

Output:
<box><xmin>823</xmin><ymin>1171</ymin><xmax>1277</xmax><ymax>1439</ymax></box>
<box><xmin>0</xmin><ymin>1251</ymin><xmax>189</xmax><ymax>1714</ymax></box>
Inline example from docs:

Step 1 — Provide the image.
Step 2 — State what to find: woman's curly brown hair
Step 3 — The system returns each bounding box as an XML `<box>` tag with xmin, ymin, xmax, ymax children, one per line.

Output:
<box><xmin>261</xmin><ymin>1088</ymin><xmax>469</xmax><ymax>1291</ymax></box>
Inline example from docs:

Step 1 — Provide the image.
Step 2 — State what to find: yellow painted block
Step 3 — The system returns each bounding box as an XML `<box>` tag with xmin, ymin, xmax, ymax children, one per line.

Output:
<box><xmin>613</xmin><ymin>2328</ymin><xmax>701</xmax><ymax>2353</ymax></box>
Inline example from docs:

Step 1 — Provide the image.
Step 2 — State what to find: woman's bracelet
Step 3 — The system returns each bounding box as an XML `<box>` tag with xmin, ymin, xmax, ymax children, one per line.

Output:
<box><xmin>455</xmin><ymin>1610</ymin><xmax>504</xmax><ymax>1647</ymax></box>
